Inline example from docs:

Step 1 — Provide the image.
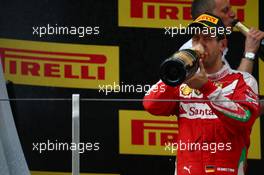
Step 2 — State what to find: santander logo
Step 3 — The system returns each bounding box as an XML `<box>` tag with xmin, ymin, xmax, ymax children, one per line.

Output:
<box><xmin>189</xmin><ymin>107</ymin><xmax>214</xmax><ymax>116</ymax></box>
<box><xmin>180</xmin><ymin>103</ymin><xmax>217</xmax><ymax>119</ymax></box>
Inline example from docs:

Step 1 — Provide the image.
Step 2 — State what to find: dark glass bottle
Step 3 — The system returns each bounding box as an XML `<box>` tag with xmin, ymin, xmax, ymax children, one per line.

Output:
<box><xmin>159</xmin><ymin>48</ymin><xmax>201</xmax><ymax>87</ymax></box>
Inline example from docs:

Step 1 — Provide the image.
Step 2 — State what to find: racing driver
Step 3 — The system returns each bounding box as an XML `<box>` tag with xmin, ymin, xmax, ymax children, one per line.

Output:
<box><xmin>143</xmin><ymin>13</ymin><xmax>260</xmax><ymax>175</ymax></box>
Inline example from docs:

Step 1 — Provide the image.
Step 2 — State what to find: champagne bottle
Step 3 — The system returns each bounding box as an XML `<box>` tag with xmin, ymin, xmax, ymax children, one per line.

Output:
<box><xmin>232</xmin><ymin>19</ymin><xmax>264</xmax><ymax>60</ymax></box>
<box><xmin>159</xmin><ymin>44</ymin><xmax>204</xmax><ymax>87</ymax></box>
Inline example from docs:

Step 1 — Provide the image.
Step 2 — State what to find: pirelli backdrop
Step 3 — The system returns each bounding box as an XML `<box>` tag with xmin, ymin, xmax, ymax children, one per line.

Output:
<box><xmin>0</xmin><ymin>0</ymin><xmax>263</xmax><ymax>175</ymax></box>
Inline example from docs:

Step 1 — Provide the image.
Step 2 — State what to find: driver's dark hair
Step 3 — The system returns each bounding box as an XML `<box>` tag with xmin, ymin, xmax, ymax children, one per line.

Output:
<box><xmin>191</xmin><ymin>0</ymin><xmax>216</xmax><ymax>19</ymax></box>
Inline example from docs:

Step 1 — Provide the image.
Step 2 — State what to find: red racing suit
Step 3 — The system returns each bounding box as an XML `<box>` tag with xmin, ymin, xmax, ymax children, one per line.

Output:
<box><xmin>143</xmin><ymin>65</ymin><xmax>260</xmax><ymax>175</ymax></box>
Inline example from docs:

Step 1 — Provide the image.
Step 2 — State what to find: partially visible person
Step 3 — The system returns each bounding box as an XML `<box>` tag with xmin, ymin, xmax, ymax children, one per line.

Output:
<box><xmin>180</xmin><ymin>0</ymin><xmax>264</xmax><ymax>74</ymax></box>
<box><xmin>144</xmin><ymin>14</ymin><xmax>260</xmax><ymax>175</ymax></box>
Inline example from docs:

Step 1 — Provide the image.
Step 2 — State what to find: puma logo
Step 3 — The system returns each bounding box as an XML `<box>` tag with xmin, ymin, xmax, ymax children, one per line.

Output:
<box><xmin>183</xmin><ymin>166</ymin><xmax>191</xmax><ymax>174</ymax></box>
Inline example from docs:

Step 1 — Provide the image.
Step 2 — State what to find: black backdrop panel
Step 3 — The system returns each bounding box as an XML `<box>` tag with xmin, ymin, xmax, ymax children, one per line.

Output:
<box><xmin>0</xmin><ymin>0</ymin><xmax>263</xmax><ymax>175</ymax></box>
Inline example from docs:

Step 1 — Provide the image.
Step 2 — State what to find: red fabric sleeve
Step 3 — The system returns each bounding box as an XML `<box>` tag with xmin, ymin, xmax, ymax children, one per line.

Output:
<box><xmin>143</xmin><ymin>81</ymin><xmax>179</xmax><ymax>116</ymax></box>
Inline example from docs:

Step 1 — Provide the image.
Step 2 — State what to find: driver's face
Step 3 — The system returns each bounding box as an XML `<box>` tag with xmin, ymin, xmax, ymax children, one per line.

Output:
<box><xmin>192</xmin><ymin>34</ymin><xmax>225</xmax><ymax>68</ymax></box>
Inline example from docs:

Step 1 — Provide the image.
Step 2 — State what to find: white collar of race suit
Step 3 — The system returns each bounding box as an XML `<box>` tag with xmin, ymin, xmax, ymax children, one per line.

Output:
<box><xmin>207</xmin><ymin>63</ymin><xmax>231</xmax><ymax>81</ymax></box>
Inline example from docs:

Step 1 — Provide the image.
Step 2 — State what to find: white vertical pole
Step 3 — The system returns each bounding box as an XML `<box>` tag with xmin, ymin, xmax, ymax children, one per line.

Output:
<box><xmin>72</xmin><ymin>94</ymin><xmax>80</xmax><ymax>175</ymax></box>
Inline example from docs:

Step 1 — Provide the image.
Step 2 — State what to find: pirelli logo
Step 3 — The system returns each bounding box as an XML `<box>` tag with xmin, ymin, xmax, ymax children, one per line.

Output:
<box><xmin>131</xmin><ymin>120</ymin><xmax>178</xmax><ymax>146</ymax></box>
<box><xmin>119</xmin><ymin>110</ymin><xmax>178</xmax><ymax>156</ymax></box>
<box><xmin>118</xmin><ymin>0</ymin><xmax>258</xmax><ymax>28</ymax></box>
<box><xmin>195</xmin><ymin>14</ymin><xmax>218</xmax><ymax>24</ymax></box>
<box><xmin>119</xmin><ymin>110</ymin><xmax>261</xmax><ymax>159</ymax></box>
<box><xmin>0</xmin><ymin>38</ymin><xmax>119</xmax><ymax>89</ymax></box>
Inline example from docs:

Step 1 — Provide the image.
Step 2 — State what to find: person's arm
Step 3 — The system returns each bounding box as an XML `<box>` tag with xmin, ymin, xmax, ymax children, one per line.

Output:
<box><xmin>199</xmin><ymin>76</ymin><xmax>259</xmax><ymax>134</ymax></box>
<box><xmin>237</xmin><ymin>58</ymin><xmax>254</xmax><ymax>73</ymax></box>
<box><xmin>237</xmin><ymin>28</ymin><xmax>264</xmax><ymax>73</ymax></box>
<box><xmin>186</xmin><ymin>60</ymin><xmax>259</xmax><ymax>134</ymax></box>
<box><xmin>143</xmin><ymin>80</ymin><xmax>179</xmax><ymax>116</ymax></box>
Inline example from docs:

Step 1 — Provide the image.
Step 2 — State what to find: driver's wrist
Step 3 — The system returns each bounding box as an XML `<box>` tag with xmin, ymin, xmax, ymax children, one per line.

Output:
<box><xmin>244</xmin><ymin>51</ymin><xmax>256</xmax><ymax>61</ymax></box>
